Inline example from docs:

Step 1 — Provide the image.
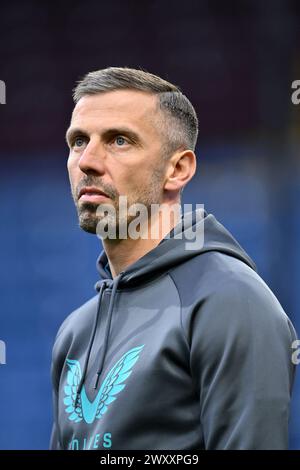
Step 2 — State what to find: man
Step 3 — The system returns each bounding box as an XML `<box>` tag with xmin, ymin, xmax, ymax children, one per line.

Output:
<box><xmin>50</xmin><ymin>67</ymin><xmax>297</xmax><ymax>450</ymax></box>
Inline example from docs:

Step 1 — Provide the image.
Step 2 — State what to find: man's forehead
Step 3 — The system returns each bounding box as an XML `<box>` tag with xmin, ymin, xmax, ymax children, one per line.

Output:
<box><xmin>71</xmin><ymin>89</ymin><xmax>159</xmax><ymax>122</ymax></box>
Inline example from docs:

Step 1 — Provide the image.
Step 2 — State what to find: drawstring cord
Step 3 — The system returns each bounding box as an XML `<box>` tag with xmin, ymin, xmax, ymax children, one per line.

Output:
<box><xmin>74</xmin><ymin>281</ymin><xmax>107</xmax><ymax>408</ymax></box>
<box><xmin>94</xmin><ymin>272</ymin><xmax>123</xmax><ymax>389</ymax></box>
<box><xmin>74</xmin><ymin>271</ymin><xmax>124</xmax><ymax>407</ymax></box>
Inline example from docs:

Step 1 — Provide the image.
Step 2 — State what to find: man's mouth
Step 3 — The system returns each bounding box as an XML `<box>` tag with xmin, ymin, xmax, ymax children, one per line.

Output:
<box><xmin>78</xmin><ymin>186</ymin><xmax>110</xmax><ymax>203</ymax></box>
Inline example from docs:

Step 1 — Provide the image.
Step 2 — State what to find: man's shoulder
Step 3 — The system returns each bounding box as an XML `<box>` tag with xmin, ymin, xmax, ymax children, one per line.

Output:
<box><xmin>173</xmin><ymin>251</ymin><xmax>296</xmax><ymax>357</ymax></box>
<box><xmin>169</xmin><ymin>250</ymin><xmax>291</xmax><ymax>327</ymax></box>
<box><xmin>169</xmin><ymin>249</ymin><xmax>261</xmax><ymax>297</ymax></box>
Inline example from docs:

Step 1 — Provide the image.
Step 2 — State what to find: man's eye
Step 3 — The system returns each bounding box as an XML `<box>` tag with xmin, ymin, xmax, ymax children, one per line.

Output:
<box><xmin>114</xmin><ymin>136</ymin><xmax>127</xmax><ymax>146</ymax></box>
<box><xmin>73</xmin><ymin>136</ymin><xmax>86</xmax><ymax>147</ymax></box>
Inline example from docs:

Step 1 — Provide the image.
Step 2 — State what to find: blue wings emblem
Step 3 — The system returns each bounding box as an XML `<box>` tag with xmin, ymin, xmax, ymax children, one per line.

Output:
<box><xmin>63</xmin><ymin>345</ymin><xmax>144</xmax><ymax>424</ymax></box>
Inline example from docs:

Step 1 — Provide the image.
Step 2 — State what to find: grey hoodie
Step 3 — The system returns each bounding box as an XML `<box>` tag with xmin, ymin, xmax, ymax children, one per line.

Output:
<box><xmin>50</xmin><ymin>208</ymin><xmax>297</xmax><ymax>450</ymax></box>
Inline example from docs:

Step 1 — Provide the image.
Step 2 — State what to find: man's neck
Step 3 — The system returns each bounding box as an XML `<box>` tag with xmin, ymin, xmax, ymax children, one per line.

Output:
<box><xmin>102</xmin><ymin>203</ymin><xmax>181</xmax><ymax>278</ymax></box>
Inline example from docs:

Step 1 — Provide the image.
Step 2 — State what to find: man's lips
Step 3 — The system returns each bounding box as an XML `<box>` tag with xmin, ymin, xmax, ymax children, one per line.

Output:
<box><xmin>78</xmin><ymin>187</ymin><xmax>110</xmax><ymax>202</ymax></box>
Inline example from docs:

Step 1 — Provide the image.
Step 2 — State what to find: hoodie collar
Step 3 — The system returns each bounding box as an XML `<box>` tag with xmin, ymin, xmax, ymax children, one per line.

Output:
<box><xmin>95</xmin><ymin>208</ymin><xmax>256</xmax><ymax>290</ymax></box>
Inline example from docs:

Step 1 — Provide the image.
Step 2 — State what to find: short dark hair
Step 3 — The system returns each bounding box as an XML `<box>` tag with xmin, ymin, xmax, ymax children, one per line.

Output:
<box><xmin>73</xmin><ymin>67</ymin><xmax>198</xmax><ymax>158</ymax></box>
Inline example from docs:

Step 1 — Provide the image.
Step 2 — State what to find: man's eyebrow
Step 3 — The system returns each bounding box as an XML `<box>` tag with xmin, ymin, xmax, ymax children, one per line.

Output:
<box><xmin>65</xmin><ymin>127</ymin><xmax>88</xmax><ymax>144</ymax></box>
<box><xmin>102</xmin><ymin>127</ymin><xmax>141</xmax><ymax>143</ymax></box>
<box><xmin>65</xmin><ymin>126</ymin><xmax>142</xmax><ymax>145</ymax></box>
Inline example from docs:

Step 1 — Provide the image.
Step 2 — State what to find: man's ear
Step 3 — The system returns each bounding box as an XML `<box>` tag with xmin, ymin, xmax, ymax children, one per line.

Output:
<box><xmin>164</xmin><ymin>149</ymin><xmax>197</xmax><ymax>193</ymax></box>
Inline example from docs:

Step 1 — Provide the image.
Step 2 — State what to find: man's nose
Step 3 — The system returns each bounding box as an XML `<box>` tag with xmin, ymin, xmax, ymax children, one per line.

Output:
<box><xmin>78</xmin><ymin>139</ymin><xmax>106</xmax><ymax>175</ymax></box>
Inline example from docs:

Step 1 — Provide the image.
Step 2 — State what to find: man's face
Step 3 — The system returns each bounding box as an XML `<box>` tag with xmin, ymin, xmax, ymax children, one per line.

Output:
<box><xmin>66</xmin><ymin>89</ymin><xmax>168</xmax><ymax>236</ymax></box>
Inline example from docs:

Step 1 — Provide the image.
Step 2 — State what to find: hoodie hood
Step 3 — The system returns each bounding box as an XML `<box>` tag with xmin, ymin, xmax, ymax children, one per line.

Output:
<box><xmin>95</xmin><ymin>208</ymin><xmax>257</xmax><ymax>289</ymax></box>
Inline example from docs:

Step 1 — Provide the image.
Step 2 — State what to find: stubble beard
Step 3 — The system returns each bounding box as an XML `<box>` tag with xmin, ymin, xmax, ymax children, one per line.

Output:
<box><xmin>74</xmin><ymin>174</ymin><xmax>164</xmax><ymax>239</ymax></box>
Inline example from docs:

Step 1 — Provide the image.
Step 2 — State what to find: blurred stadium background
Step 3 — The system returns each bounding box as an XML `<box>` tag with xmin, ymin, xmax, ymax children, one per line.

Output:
<box><xmin>0</xmin><ymin>0</ymin><xmax>300</xmax><ymax>449</ymax></box>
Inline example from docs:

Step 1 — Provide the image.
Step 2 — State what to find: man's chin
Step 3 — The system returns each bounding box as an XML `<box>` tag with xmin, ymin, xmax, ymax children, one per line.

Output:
<box><xmin>78</xmin><ymin>217</ymin><xmax>98</xmax><ymax>234</ymax></box>
<box><xmin>77</xmin><ymin>203</ymin><xmax>99</xmax><ymax>234</ymax></box>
